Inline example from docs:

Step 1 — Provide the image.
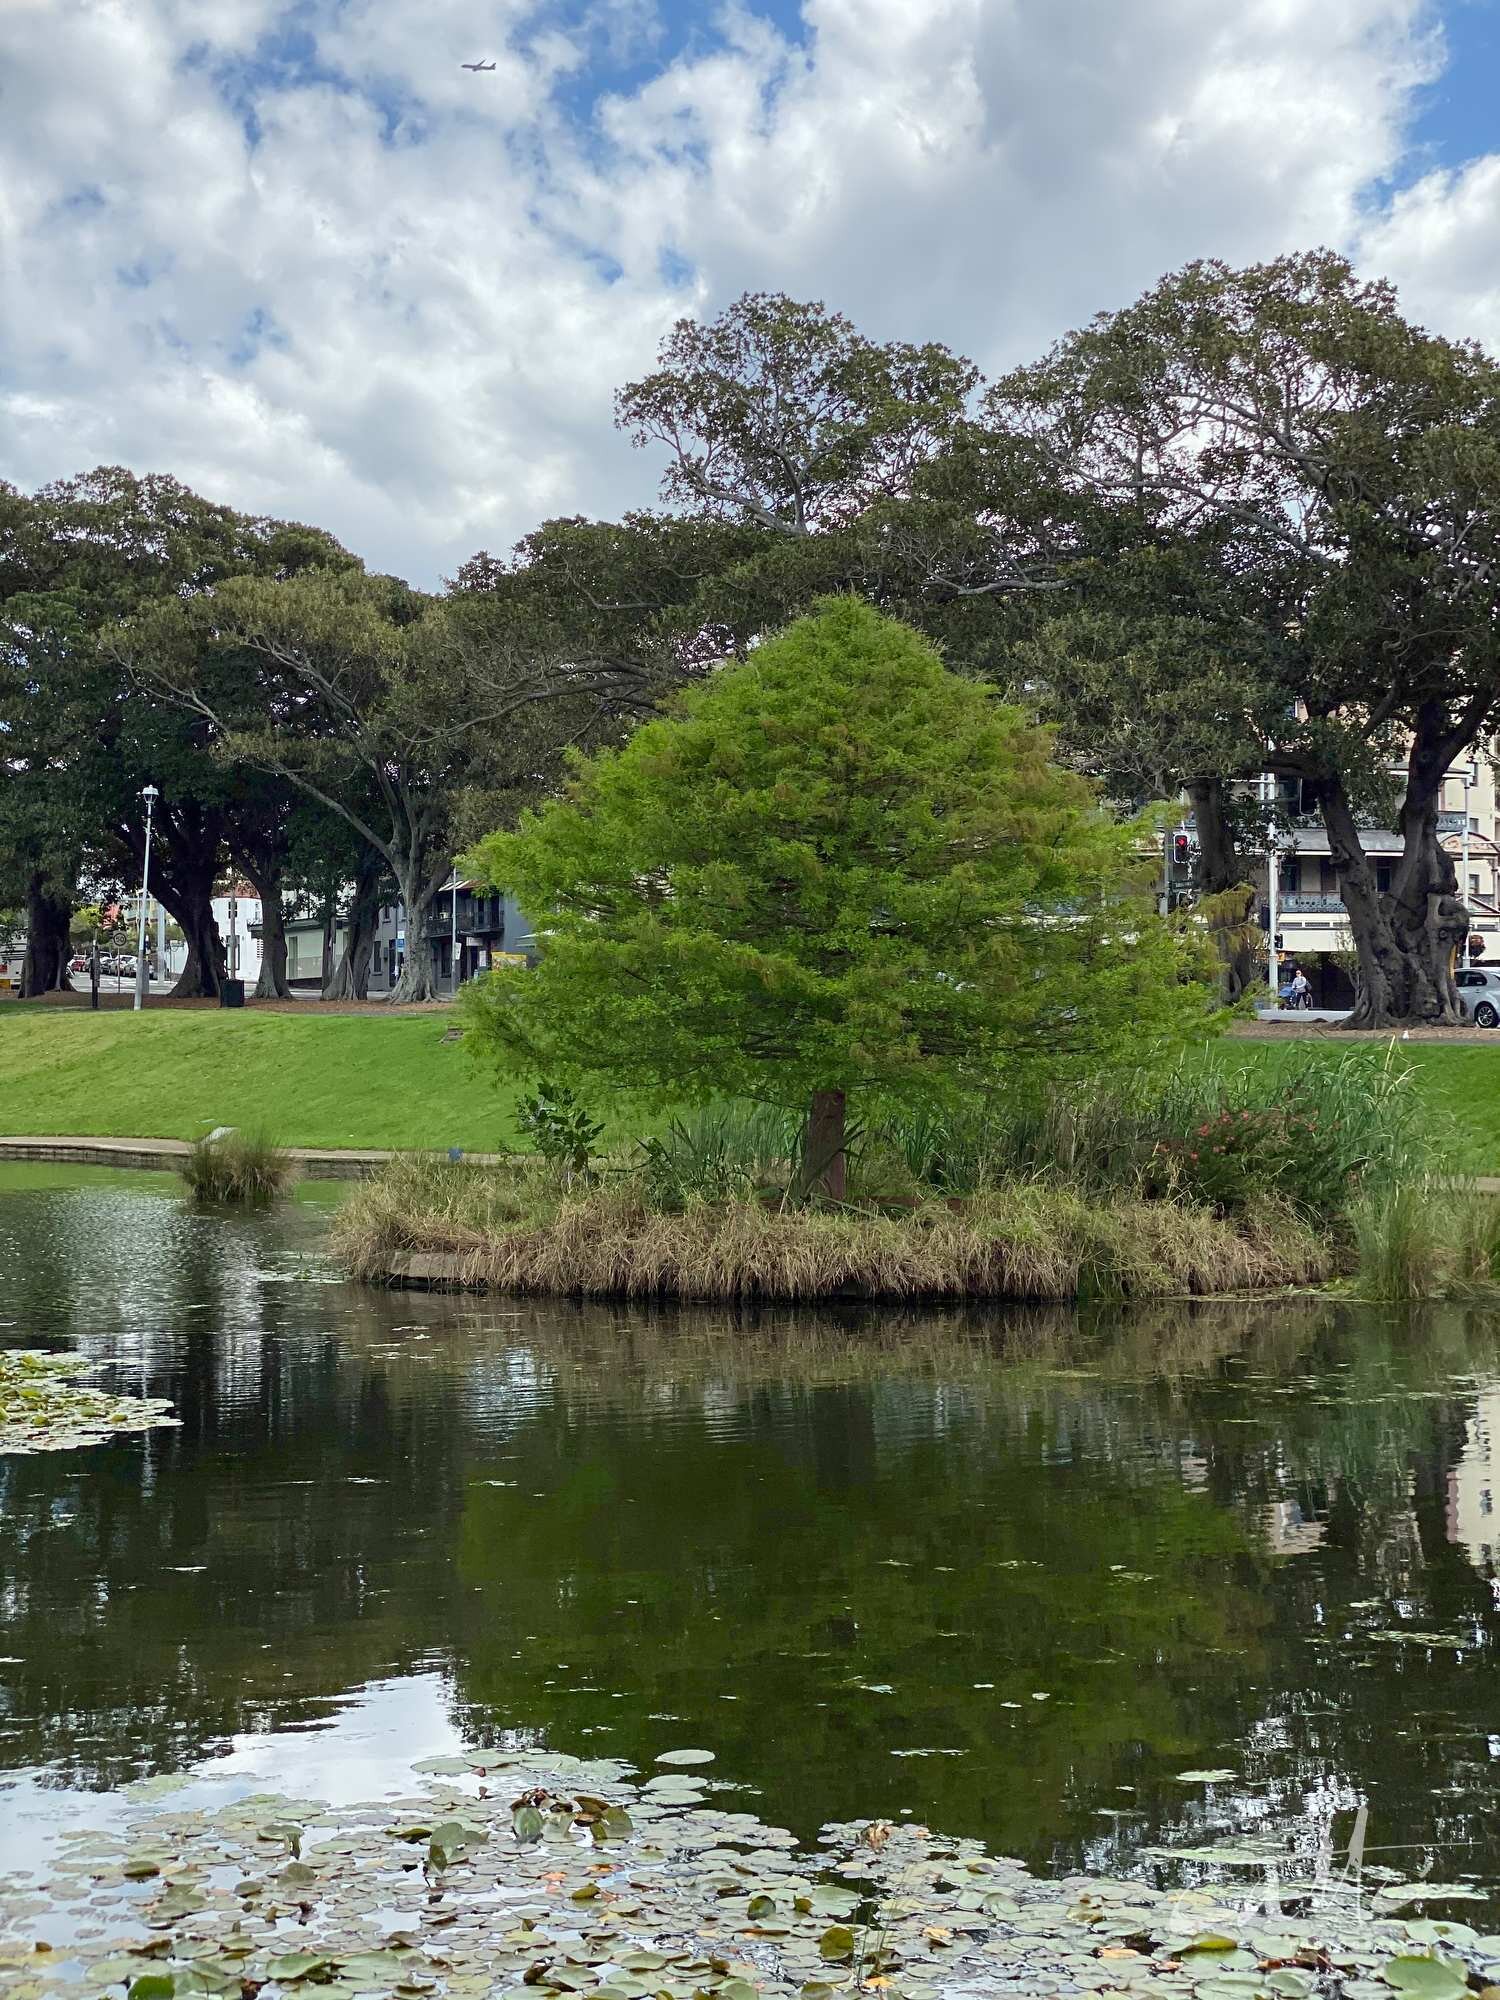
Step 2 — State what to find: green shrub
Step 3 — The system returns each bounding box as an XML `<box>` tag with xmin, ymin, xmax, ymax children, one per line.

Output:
<box><xmin>1145</xmin><ymin>1101</ymin><xmax>1352</xmax><ymax>1219</ymax></box>
<box><xmin>515</xmin><ymin>1080</ymin><xmax>603</xmax><ymax>1178</ymax></box>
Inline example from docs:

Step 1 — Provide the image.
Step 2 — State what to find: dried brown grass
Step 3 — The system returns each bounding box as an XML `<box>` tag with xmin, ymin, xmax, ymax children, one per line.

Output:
<box><xmin>333</xmin><ymin>1155</ymin><xmax>1335</xmax><ymax>1303</ymax></box>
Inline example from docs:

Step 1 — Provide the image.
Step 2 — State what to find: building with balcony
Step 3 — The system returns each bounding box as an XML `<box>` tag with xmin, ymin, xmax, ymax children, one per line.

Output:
<box><xmin>1174</xmin><ymin>754</ymin><xmax>1500</xmax><ymax>1006</ymax></box>
<box><xmin>373</xmin><ymin>883</ymin><xmax>536</xmax><ymax>994</ymax></box>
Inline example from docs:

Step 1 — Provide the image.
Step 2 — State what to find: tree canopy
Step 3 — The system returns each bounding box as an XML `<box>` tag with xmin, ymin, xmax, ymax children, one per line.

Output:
<box><xmin>996</xmin><ymin>251</ymin><xmax>1500</xmax><ymax>1026</ymax></box>
<box><xmin>461</xmin><ymin>599</ymin><xmax>1212</xmax><ymax>1190</ymax></box>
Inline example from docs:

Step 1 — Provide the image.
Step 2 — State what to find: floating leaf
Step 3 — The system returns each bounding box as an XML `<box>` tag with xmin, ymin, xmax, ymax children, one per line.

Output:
<box><xmin>511</xmin><ymin>1805</ymin><xmax>544</xmax><ymax>1845</ymax></box>
<box><xmin>1172</xmin><ymin>1769</ymin><xmax>1238</xmax><ymax>1784</ymax></box>
<box><xmin>655</xmin><ymin>1749</ymin><xmax>715</xmax><ymax>1767</ymax></box>
<box><xmin>266</xmin><ymin>1954</ymin><xmax>337</xmax><ymax>1982</ymax></box>
<box><xmin>146</xmin><ymin>1886</ymin><xmax>207</xmax><ymax>1926</ymax></box>
<box><xmin>128</xmin><ymin>1978</ymin><xmax>176</xmax><ymax>2000</ymax></box>
<box><xmin>818</xmin><ymin>1926</ymin><xmax>856</xmax><ymax>1963</ymax></box>
<box><xmin>1380</xmin><ymin>1957</ymin><xmax>1471</xmax><ymax>2000</ymax></box>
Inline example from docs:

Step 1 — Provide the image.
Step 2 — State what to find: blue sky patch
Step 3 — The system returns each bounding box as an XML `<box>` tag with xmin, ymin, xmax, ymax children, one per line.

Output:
<box><xmin>229</xmin><ymin>306</ymin><xmax>289</xmax><ymax>367</ymax></box>
<box><xmin>538</xmin><ymin>0</ymin><xmax>807</xmax><ymax>133</ymax></box>
<box><xmin>1410</xmin><ymin>0</ymin><xmax>1500</xmax><ymax>176</ymax></box>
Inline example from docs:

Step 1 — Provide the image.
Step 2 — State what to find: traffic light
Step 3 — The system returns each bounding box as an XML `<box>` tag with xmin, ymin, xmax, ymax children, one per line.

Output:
<box><xmin>1274</xmin><ymin>933</ymin><xmax>1284</xmax><ymax>952</ymax></box>
<box><xmin>1173</xmin><ymin>833</ymin><xmax>1190</xmax><ymax>866</ymax></box>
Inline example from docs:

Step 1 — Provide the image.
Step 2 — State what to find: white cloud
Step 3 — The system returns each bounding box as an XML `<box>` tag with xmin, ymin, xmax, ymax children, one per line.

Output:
<box><xmin>1</xmin><ymin>0</ymin><xmax>1494</xmax><ymax>587</ymax></box>
<box><xmin>1357</xmin><ymin>153</ymin><xmax>1500</xmax><ymax>348</ymax></box>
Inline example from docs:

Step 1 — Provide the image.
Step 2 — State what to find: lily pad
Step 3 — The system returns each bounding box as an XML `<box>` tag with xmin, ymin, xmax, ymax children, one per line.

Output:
<box><xmin>0</xmin><ymin>1349</ymin><xmax>181</xmax><ymax>1455</ymax></box>
<box><xmin>1380</xmin><ymin>1956</ymin><xmax>1471</xmax><ymax>2000</ymax></box>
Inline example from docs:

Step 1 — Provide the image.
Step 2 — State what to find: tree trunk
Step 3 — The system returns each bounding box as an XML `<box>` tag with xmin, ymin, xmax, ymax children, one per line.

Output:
<box><xmin>252</xmin><ymin>891</ymin><xmax>292</xmax><ymax>1000</ymax></box>
<box><xmin>387</xmin><ymin>869</ymin><xmax>439</xmax><ymax>1003</ymax></box>
<box><xmin>228</xmin><ymin>816</ymin><xmax>294</xmax><ymax>1002</ymax></box>
<box><xmin>323</xmin><ymin>850</ymin><xmax>384</xmax><ymax>1001</ymax></box>
<box><xmin>320</xmin><ymin>895</ymin><xmax>337</xmax><ymax>990</ymax></box>
<box><xmin>1185</xmin><ymin>775</ymin><xmax>1257</xmax><ymax>1003</ymax></box>
<box><xmin>1315</xmin><ymin>748</ymin><xmax>1470</xmax><ymax>1030</ymax></box>
<box><xmin>111</xmin><ymin>803</ymin><xmax>226</xmax><ymax>1000</ymax></box>
<box><xmin>803</xmin><ymin>1088</ymin><xmax>847</xmax><ymax>1202</ymax></box>
<box><xmin>19</xmin><ymin>875</ymin><xmax>72</xmax><ymax>999</ymax></box>
<box><xmin>170</xmin><ymin>892</ymin><xmax>227</xmax><ymax>1000</ymax></box>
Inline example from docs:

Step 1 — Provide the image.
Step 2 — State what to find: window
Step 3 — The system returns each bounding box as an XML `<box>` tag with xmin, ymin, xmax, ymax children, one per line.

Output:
<box><xmin>372</xmin><ymin>941</ymin><xmax>382</xmax><ymax>972</ymax></box>
<box><xmin>1472</xmin><ymin>874</ymin><xmax>1481</xmax><ymax>896</ymax></box>
<box><xmin>1458</xmin><ymin>970</ymin><xmax>1485</xmax><ymax>988</ymax></box>
<box><xmin>1282</xmin><ymin>859</ymin><xmax>1301</xmax><ymax>894</ymax></box>
<box><xmin>1376</xmin><ymin>862</ymin><xmax>1393</xmax><ymax>894</ymax></box>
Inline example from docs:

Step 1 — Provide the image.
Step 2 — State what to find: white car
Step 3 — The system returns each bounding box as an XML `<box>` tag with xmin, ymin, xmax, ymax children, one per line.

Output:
<box><xmin>1455</xmin><ymin>966</ymin><xmax>1500</xmax><ymax>1027</ymax></box>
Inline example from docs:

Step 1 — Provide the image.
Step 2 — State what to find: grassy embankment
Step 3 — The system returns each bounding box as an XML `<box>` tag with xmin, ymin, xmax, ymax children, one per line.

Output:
<box><xmin>0</xmin><ymin>1006</ymin><xmax>517</xmax><ymax>1152</ymax></box>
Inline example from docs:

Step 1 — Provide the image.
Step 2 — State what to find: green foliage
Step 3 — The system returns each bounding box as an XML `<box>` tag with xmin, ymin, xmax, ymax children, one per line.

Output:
<box><xmin>461</xmin><ymin>600</ymin><xmax>1214</xmax><ymax>1133</ymax></box>
<box><xmin>514</xmin><ymin>1081</ymin><xmax>603</xmax><ymax>1178</ymax></box>
<box><xmin>1351</xmin><ymin>1180</ymin><xmax>1447</xmax><ymax>1305</ymax></box>
<box><xmin>635</xmin><ymin>1104</ymin><xmax>798</xmax><ymax>1210</ymax></box>
<box><xmin>867</xmin><ymin>1044</ymin><xmax>1432</xmax><ymax>1220</ymax></box>
<box><xmin>1147</xmin><ymin>1103</ymin><xmax>1353</xmax><ymax>1219</ymax></box>
<box><xmin>616</xmin><ymin>292</ymin><xmax>977</xmax><ymax>534</ymax></box>
<box><xmin>996</xmin><ymin>250</ymin><xmax>1500</xmax><ymax>1025</ymax></box>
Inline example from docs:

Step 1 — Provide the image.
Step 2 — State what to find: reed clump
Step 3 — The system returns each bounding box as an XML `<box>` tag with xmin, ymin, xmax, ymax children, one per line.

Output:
<box><xmin>333</xmin><ymin>1153</ymin><xmax>1331</xmax><ymax>1303</ymax></box>
<box><xmin>179</xmin><ymin>1130</ymin><xmax>295</xmax><ymax>1203</ymax></box>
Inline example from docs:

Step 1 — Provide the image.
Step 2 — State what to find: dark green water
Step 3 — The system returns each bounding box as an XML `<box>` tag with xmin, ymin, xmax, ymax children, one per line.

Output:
<box><xmin>2</xmin><ymin>1164</ymin><xmax>1499</xmax><ymax>1902</ymax></box>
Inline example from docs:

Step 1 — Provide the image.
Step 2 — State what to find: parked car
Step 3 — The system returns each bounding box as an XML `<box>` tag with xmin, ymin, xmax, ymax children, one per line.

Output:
<box><xmin>1455</xmin><ymin>966</ymin><xmax>1500</xmax><ymax>1027</ymax></box>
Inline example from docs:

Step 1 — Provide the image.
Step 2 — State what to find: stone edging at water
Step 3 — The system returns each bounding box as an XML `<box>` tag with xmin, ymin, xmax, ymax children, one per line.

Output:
<box><xmin>1</xmin><ymin>1745</ymin><xmax>1493</xmax><ymax>2000</ymax></box>
<box><xmin>0</xmin><ymin>1138</ymin><xmax>501</xmax><ymax>1183</ymax></box>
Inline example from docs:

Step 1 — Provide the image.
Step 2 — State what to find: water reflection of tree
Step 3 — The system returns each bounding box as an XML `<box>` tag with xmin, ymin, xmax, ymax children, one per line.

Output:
<box><xmin>3</xmin><ymin>1208</ymin><xmax>1500</xmax><ymax>1887</ymax></box>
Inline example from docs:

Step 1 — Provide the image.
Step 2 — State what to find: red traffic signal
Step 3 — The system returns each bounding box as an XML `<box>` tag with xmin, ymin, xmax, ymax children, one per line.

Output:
<box><xmin>1173</xmin><ymin>833</ymin><xmax>1190</xmax><ymax>865</ymax></box>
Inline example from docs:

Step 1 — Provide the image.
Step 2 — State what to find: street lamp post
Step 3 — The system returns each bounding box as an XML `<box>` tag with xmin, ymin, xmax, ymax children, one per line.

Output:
<box><xmin>1260</xmin><ymin>768</ymin><xmax>1280</xmax><ymax>1004</ymax></box>
<box><xmin>1462</xmin><ymin>762</ymin><xmax>1477</xmax><ymax>967</ymax></box>
<box><xmin>450</xmin><ymin>868</ymin><xmax>460</xmax><ymax>994</ymax></box>
<box><xmin>134</xmin><ymin>785</ymin><xmax>159</xmax><ymax>1011</ymax></box>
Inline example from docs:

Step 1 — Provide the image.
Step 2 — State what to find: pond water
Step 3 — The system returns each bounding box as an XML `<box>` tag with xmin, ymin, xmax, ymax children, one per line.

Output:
<box><xmin>2</xmin><ymin>1164</ymin><xmax>1499</xmax><ymax>1915</ymax></box>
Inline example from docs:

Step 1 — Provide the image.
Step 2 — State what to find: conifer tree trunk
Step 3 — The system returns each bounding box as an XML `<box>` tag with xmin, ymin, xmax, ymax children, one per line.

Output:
<box><xmin>805</xmin><ymin>1089</ymin><xmax>847</xmax><ymax>1202</ymax></box>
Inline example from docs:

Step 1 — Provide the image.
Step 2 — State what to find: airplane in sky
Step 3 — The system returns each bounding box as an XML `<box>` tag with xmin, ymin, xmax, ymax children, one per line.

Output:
<box><xmin>460</xmin><ymin>59</ymin><xmax>496</xmax><ymax>71</ymax></box>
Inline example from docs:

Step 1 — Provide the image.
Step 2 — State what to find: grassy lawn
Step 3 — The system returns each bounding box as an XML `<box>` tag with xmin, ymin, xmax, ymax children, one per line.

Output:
<box><xmin>0</xmin><ymin>1006</ymin><xmax>522</xmax><ymax>1152</ymax></box>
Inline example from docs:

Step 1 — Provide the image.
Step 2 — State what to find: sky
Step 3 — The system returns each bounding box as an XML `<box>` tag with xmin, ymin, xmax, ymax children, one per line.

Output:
<box><xmin>2</xmin><ymin>0</ymin><xmax>1499</xmax><ymax>587</ymax></box>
